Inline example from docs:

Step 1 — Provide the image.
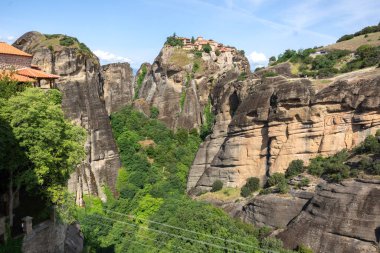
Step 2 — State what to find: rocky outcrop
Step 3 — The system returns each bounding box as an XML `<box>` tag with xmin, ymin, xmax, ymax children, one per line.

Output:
<box><xmin>13</xmin><ymin>32</ymin><xmax>121</xmax><ymax>203</ymax></box>
<box><xmin>22</xmin><ymin>221</ymin><xmax>83</xmax><ymax>253</ymax></box>
<box><xmin>101</xmin><ymin>62</ymin><xmax>134</xmax><ymax>115</ymax></box>
<box><xmin>278</xmin><ymin>179</ymin><xmax>380</xmax><ymax>253</ymax></box>
<box><xmin>240</xmin><ymin>192</ymin><xmax>313</xmax><ymax>229</ymax></box>
<box><xmin>136</xmin><ymin>44</ymin><xmax>250</xmax><ymax>130</ymax></box>
<box><xmin>190</xmin><ymin>68</ymin><xmax>380</xmax><ymax>191</ymax></box>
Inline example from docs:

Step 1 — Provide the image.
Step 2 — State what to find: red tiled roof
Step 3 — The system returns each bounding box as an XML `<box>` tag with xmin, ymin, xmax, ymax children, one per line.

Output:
<box><xmin>0</xmin><ymin>70</ymin><xmax>35</xmax><ymax>82</ymax></box>
<box><xmin>16</xmin><ymin>68</ymin><xmax>60</xmax><ymax>79</ymax></box>
<box><xmin>0</xmin><ymin>42</ymin><xmax>32</xmax><ymax>57</ymax></box>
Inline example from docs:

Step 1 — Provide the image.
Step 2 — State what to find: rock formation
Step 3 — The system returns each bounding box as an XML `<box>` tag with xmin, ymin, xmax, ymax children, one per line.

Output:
<box><xmin>136</xmin><ymin>44</ymin><xmax>250</xmax><ymax>130</ymax></box>
<box><xmin>278</xmin><ymin>179</ymin><xmax>380</xmax><ymax>253</ymax></box>
<box><xmin>13</xmin><ymin>32</ymin><xmax>122</xmax><ymax>204</ymax></box>
<box><xmin>22</xmin><ymin>221</ymin><xmax>83</xmax><ymax>253</ymax></box>
<box><xmin>189</xmin><ymin>68</ymin><xmax>380</xmax><ymax>191</ymax></box>
<box><xmin>101</xmin><ymin>62</ymin><xmax>134</xmax><ymax>115</ymax></box>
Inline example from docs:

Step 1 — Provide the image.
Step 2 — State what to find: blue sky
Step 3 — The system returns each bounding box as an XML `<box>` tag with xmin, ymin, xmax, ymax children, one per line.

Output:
<box><xmin>1</xmin><ymin>0</ymin><xmax>379</xmax><ymax>69</ymax></box>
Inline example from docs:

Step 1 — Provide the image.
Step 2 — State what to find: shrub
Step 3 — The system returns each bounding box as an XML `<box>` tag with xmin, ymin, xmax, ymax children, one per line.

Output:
<box><xmin>267</xmin><ymin>173</ymin><xmax>286</xmax><ymax>187</ymax></box>
<box><xmin>194</xmin><ymin>50</ymin><xmax>203</xmax><ymax>58</ymax></box>
<box><xmin>211</xmin><ymin>180</ymin><xmax>223</xmax><ymax>192</ymax></box>
<box><xmin>277</xmin><ymin>181</ymin><xmax>290</xmax><ymax>194</ymax></box>
<box><xmin>239</xmin><ymin>50</ymin><xmax>245</xmax><ymax>56</ymax></box>
<box><xmin>193</xmin><ymin>62</ymin><xmax>200</xmax><ymax>73</ymax></box>
<box><xmin>246</xmin><ymin>177</ymin><xmax>260</xmax><ymax>192</ymax></box>
<box><xmin>240</xmin><ymin>177</ymin><xmax>260</xmax><ymax>197</ymax></box>
<box><xmin>215</xmin><ymin>49</ymin><xmax>221</xmax><ymax>56</ymax></box>
<box><xmin>262</xmin><ymin>71</ymin><xmax>278</xmax><ymax>78</ymax></box>
<box><xmin>297</xmin><ymin>177</ymin><xmax>310</xmax><ymax>188</ymax></box>
<box><xmin>202</xmin><ymin>43</ymin><xmax>212</xmax><ymax>53</ymax></box>
<box><xmin>285</xmin><ymin>159</ymin><xmax>305</xmax><ymax>178</ymax></box>
<box><xmin>165</xmin><ymin>34</ymin><xmax>184</xmax><ymax>47</ymax></box>
<box><xmin>150</xmin><ymin>107</ymin><xmax>159</xmax><ymax>119</ymax></box>
<box><xmin>59</xmin><ymin>36</ymin><xmax>76</xmax><ymax>47</ymax></box>
<box><xmin>260</xmin><ymin>237</ymin><xmax>283</xmax><ymax>250</ymax></box>
<box><xmin>297</xmin><ymin>244</ymin><xmax>314</xmax><ymax>253</ymax></box>
<box><xmin>307</xmin><ymin>150</ymin><xmax>350</xmax><ymax>182</ymax></box>
<box><xmin>237</xmin><ymin>72</ymin><xmax>247</xmax><ymax>81</ymax></box>
<box><xmin>240</xmin><ymin>185</ymin><xmax>251</xmax><ymax>197</ymax></box>
<box><xmin>269</xmin><ymin>56</ymin><xmax>276</xmax><ymax>62</ymax></box>
<box><xmin>259</xmin><ymin>188</ymin><xmax>272</xmax><ymax>195</ymax></box>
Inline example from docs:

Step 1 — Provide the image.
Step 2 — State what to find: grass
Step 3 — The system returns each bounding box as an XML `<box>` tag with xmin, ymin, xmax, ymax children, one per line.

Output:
<box><xmin>324</xmin><ymin>32</ymin><xmax>380</xmax><ymax>51</ymax></box>
<box><xmin>197</xmin><ymin>187</ymin><xmax>241</xmax><ymax>202</ymax></box>
<box><xmin>168</xmin><ymin>49</ymin><xmax>191</xmax><ymax>67</ymax></box>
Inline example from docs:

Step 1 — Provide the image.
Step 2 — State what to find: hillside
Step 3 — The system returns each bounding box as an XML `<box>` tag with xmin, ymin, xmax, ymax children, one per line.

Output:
<box><xmin>323</xmin><ymin>31</ymin><xmax>380</xmax><ymax>51</ymax></box>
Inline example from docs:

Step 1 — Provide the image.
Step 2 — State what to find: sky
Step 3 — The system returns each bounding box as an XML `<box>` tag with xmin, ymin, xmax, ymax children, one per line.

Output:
<box><xmin>1</xmin><ymin>0</ymin><xmax>379</xmax><ymax>70</ymax></box>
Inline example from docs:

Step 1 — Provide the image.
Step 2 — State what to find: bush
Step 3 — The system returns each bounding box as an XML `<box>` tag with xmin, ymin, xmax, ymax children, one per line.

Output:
<box><xmin>165</xmin><ymin>34</ymin><xmax>184</xmax><ymax>47</ymax></box>
<box><xmin>59</xmin><ymin>36</ymin><xmax>76</xmax><ymax>46</ymax></box>
<box><xmin>240</xmin><ymin>185</ymin><xmax>251</xmax><ymax>197</ymax></box>
<box><xmin>240</xmin><ymin>177</ymin><xmax>260</xmax><ymax>197</ymax></box>
<box><xmin>193</xmin><ymin>62</ymin><xmax>200</xmax><ymax>73</ymax></box>
<box><xmin>211</xmin><ymin>180</ymin><xmax>223</xmax><ymax>192</ymax></box>
<box><xmin>194</xmin><ymin>50</ymin><xmax>203</xmax><ymax>58</ymax></box>
<box><xmin>237</xmin><ymin>72</ymin><xmax>247</xmax><ymax>81</ymax></box>
<box><xmin>215</xmin><ymin>49</ymin><xmax>221</xmax><ymax>56</ymax></box>
<box><xmin>260</xmin><ymin>237</ymin><xmax>283</xmax><ymax>250</ymax></box>
<box><xmin>307</xmin><ymin>150</ymin><xmax>350</xmax><ymax>182</ymax></box>
<box><xmin>297</xmin><ymin>244</ymin><xmax>314</xmax><ymax>253</ymax></box>
<box><xmin>202</xmin><ymin>43</ymin><xmax>212</xmax><ymax>53</ymax></box>
<box><xmin>262</xmin><ymin>71</ymin><xmax>278</xmax><ymax>78</ymax></box>
<box><xmin>277</xmin><ymin>181</ymin><xmax>290</xmax><ymax>194</ymax></box>
<box><xmin>150</xmin><ymin>106</ymin><xmax>159</xmax><ymax>119</ymax></box>
<box><xmin>297</xmin><ymin>177</ymin><xmax>310</xmax><ymax>188</ymax></box>
<box><xmin>285</xmin><ymin>159</ymin><xmax>305</xmax><ymax>178</ymax></box>
<box><xmin>267</xmin><ymin>173</ymin><xmax>286</xmax><ymax>187</ymax></box>
<box><xmin>246</xmin><ymin>177</ymin><xmax>260</xmax><ymax>192</ymax></box>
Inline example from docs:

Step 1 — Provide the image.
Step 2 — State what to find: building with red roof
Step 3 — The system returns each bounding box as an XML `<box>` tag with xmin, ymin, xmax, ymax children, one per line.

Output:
<box><xmin>0</xmin><ymin>42</ymin><xmax>59</xmax><ymax>87</ymax></box>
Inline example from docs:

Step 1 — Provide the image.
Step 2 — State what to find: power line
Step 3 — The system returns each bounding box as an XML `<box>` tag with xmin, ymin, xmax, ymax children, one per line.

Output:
<box><xmin>101</xmin><ymin>207</ymin><xmax>260</xmax><ymax>250</ymax></box>
<box><xmin>89</xmin><ymin>205</ymin><xmax>279</xmax><ymax>253</ymax></box>
<box><xmin>91</xmin><ymin>213</ymin><xmax>248</xmax><ymax>253</ymax></box>
<box><xmin>82</xmin><ymin>216</ymin><xmax>196</xmax><ymax>253</ymax></box>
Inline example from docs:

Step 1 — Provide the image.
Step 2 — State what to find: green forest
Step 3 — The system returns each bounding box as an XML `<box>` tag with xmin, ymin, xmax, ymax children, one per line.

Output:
<box><xmin>76</xmin><ymin>107</ymin><xmax>298</xmax><ymax>253</ymax></box>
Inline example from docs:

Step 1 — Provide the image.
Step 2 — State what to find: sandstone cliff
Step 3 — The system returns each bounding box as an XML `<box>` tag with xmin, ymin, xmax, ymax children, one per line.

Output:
<box><xmin>189</xmin><ymin>67</ymin><xmax>380</xmax><ymax>191</ymax></box>
<box><xmin>13</xmin><ymin>32</ymin><xmax>122</xmax><ymax>204</ymax></box>
<box><xmin>277</xmin><ymin>179</ymin><xmax>380</xmax><ymax>253</ymax></box>
<box><xmin>101</xmin><ymin>62</ymin><xmax>134</xmax><ymax>115</ymax></box>
<box><xmin>136</xmin><ymin>44</ymin><xmax>250</xmax><ymax>130</ymax></box>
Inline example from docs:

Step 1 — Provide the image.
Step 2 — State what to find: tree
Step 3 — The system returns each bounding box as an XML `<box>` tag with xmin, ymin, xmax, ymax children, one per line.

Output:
<box><xmin>0</xmin><ymin>88</ymin><xmax>86</xmax><ymax>205</ymax></box>
<box><xmin>269</xmin><ymin>56</ymin><xmax>276</xmax><ymax>62</ymax></box>
<box><xmin>202</xmin><ymin>43</ymin><xmax>212</xmax><ymax>53</ymax></box>
<box><xmin>211</xmin><ymin>180</ymin><xmax>223</xmax><ymax>192</ymax></box>
<box><xmin>191</xmin><ymin>36</ymin><xmax>195</xmax><ymax>44</ymax></box>
<box><xmin>285</xmin><ymin>159</ymin><xmax>305</xmax><ymax>178</ymax></box>
<box><xmin>267</xmin><ymin>173</ymin><xmax>286</xmax><ymax>187</ymax></box>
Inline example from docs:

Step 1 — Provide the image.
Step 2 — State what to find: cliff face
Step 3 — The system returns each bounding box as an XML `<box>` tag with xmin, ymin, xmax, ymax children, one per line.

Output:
<box><xmin>101</xmin><ymin>62</ymin><xmax>134</xmax><ymax>115</ymax></box>
<box><xmin>136</xmin><ymin>45</ymin><xmax>250</xmax><ymax>130</ymax></box>
<box><xmin>13</xmin><ymin>32</ymin><xmax>121</xmax><ymax>204</ymax></box>
<box><xmin>189</xmin><ymin>68</ymin><xmax>380</xmax><ymax>191</ymax></box>
<box><xmin>278</xmin><ymin>179</ymin><xmax>380</xmax><ymax>253</ymax></box>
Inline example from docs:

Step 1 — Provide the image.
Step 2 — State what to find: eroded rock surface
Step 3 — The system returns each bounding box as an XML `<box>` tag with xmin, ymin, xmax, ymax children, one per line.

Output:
<box><xmin>101</xmin><ymin>62</ymin><xmax>134</xmax><ymax>115</ymax></box>
<box><xmin>13</xmin><ymin>32</ymin><xmax>121</xmax><ymax>203</ymax></box>
<box><xmin>191</xmin><ymin>68</ymin><xmax>380</xmax><ymax>190</ymax></box>
<box><xmin>278</xmin><ymin>179</ymin><xmax>380</xmax><ymax>253</ymax></box>
<box><xmin>136</xmin><ymin>45</ymin><xmax>249</xmax><ymax>130</ymax></box>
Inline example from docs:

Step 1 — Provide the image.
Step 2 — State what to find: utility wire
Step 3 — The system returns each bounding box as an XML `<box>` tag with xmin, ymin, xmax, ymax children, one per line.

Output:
<box><xmin>89</xmin><ymin>205</ymin><xmax>279</xmax><ymax>253</ymax></box>
<box><xmin>82</xmin><ymin>216</ymin><xmax>196</xmax><ymax>253</ymax></box>
<box><xmin>91</xmin><ymin>213</ymin><xmax>248</xmax><ymax>253</ymax></box>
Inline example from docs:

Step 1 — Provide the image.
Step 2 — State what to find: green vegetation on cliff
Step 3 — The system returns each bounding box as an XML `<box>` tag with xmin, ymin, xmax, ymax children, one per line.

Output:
<box><xmin>0</xmin><ymin>78</ymin><xmax>86</xmax><ymax>238</ymax></box>
<box><xmin>76</xmin><ymin>107</ymin><xmax>294</xmax><ymax>253</ymax></box>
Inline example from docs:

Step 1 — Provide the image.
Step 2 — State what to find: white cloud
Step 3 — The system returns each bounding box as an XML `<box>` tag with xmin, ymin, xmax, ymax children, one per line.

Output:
<box><xmin>248</xmin><ymin>51</ymin><xmax>268</xmax><ymax>65</ymax></box>
<box><xmin>93</xmin><ymin>49</ymin><xmax>132</xmax><ymax>63</ymax></box>
<box><xmin>6</xmin><ymin>36</ymin><xmax>15</xmax><ymax>41</ymax></box>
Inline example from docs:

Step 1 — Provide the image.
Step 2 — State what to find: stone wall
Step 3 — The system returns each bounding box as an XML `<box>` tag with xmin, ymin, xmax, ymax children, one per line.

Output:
<box><xmin>0</xmin><ymin>53</ymin><xmax>32</xmax><ymax>69</ymax></box>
